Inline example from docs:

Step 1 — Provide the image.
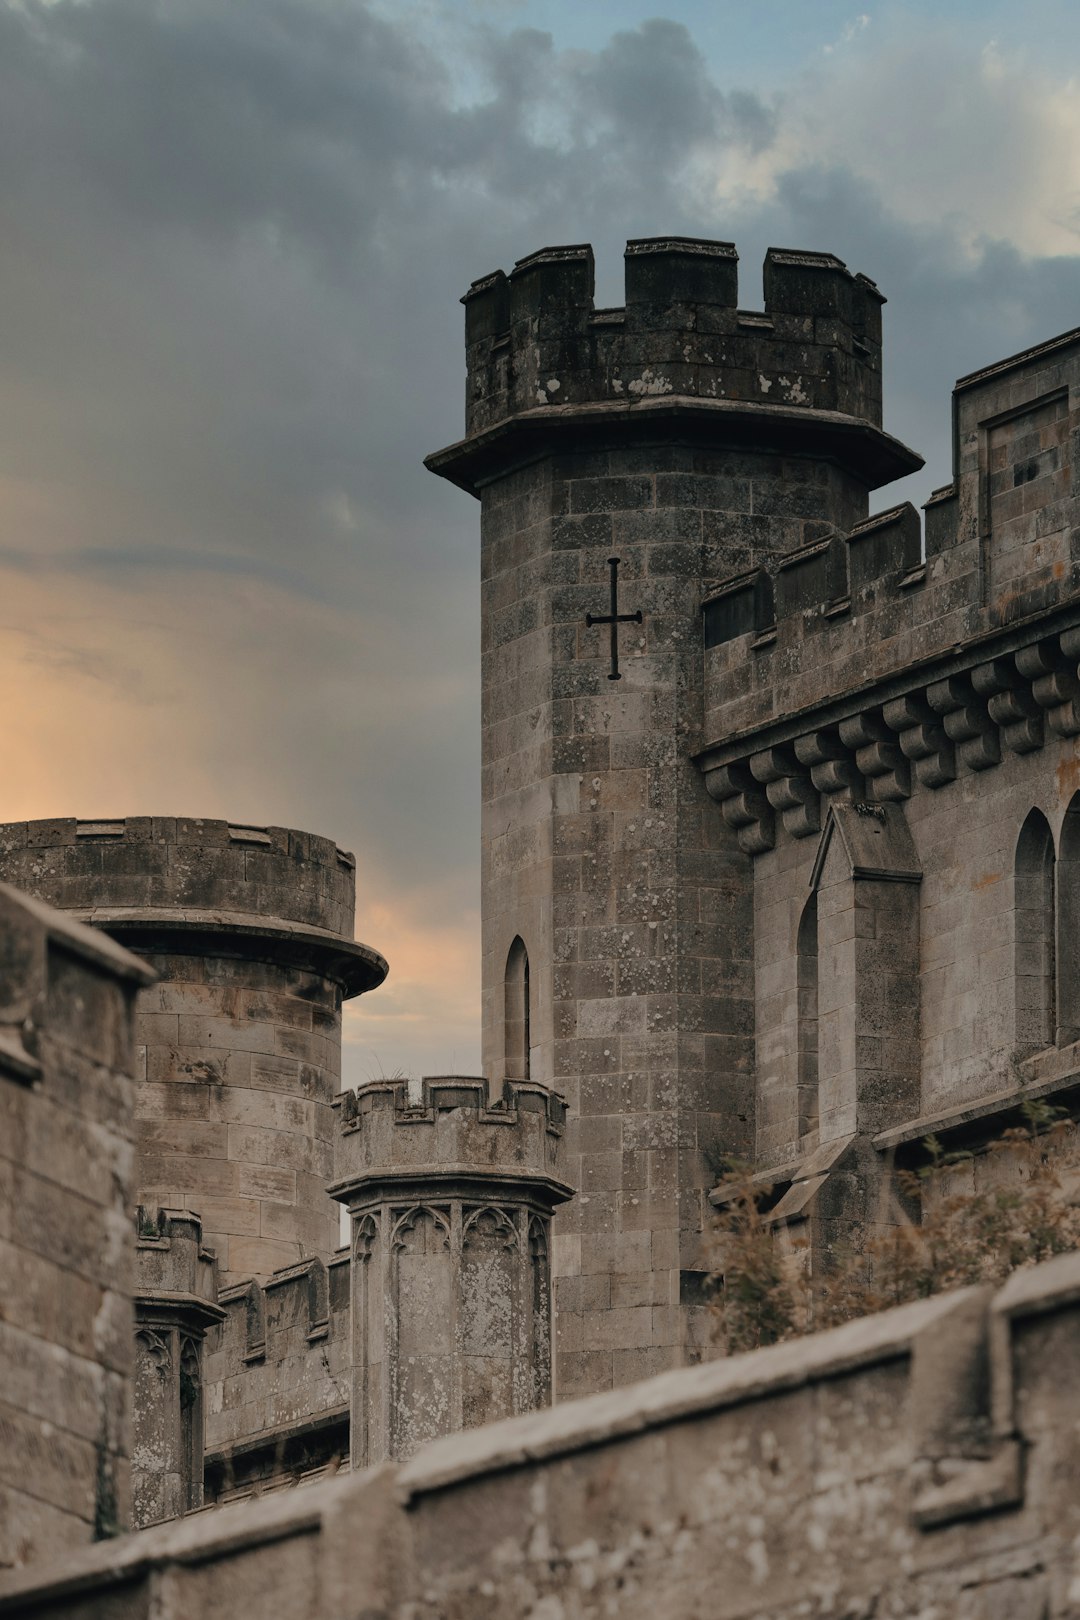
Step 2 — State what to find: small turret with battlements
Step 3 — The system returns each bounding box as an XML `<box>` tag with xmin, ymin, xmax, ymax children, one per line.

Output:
<box><xmin>132</xmin><ymin>1208</ymin><xmax>222</xmax><ymax>1527</ymax></box>
<box><xmin>331</xmin><ymin>1076</ymin><xmax>572</xmax><ymax>1463</ymax></box>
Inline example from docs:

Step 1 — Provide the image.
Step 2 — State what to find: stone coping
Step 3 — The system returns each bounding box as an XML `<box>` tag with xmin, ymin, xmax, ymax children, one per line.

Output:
<box><xmin>8</xmin><ymin>1252</ymin><xmax>1080</xmax><ymax>1607</ymax></box>
<box><xmin>68</xmin><ymin>906</ymin><xmax>388</xmax><ymax>997</ymax></box>
<box><xmin>426</xmin><ymin>393</ymin><xmax>923</xmax><ymax>498</ymax></box>
<box><xmin>954</xmin><ymin>321</ymin><xmax>1080</xmax><ymax>393</ymax></box>
<box><xmin>395</xmin><ymin>1286</ymin><xmax>975</xmax><ymax>1499</ymax></box>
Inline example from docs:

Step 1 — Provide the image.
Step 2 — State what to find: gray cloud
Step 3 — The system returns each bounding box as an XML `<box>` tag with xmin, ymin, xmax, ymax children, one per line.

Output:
<box><xmin>0</xmin><ymin>0</ymin><xmax>1076</xmax><ymax>1074</ymax></box>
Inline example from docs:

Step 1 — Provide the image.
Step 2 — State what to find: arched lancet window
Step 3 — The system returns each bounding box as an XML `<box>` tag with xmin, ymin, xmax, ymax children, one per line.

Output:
<box><xmin>504</xmin><ymin>936</ymin><xmax>530</xmax><ymax>1082</ymax></box>
<box><xmin>1014</xmin><ymin>810</ymin><xmax>1056</xmax><ymax>1052</ymax></box>
<box><xmin>797</xmin><ymin>892</ymin><xmax>819</xmax><ymax>1139</ymax></box>
<box><xmin>1057</xmin><ymin>794</ymin><xmax>1080</xmax><ymax>1046</ymax></box>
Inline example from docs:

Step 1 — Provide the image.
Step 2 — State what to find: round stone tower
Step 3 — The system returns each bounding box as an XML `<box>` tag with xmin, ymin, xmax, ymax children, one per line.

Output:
<box><xmin>0</xmin><ymin>816</ymin><xmax>387</xmax><ymax>1283</ymax></box>
<box><xmin>332</xmin><ymin>1076</ymin><xmax>572</xmax><ymax>1464</ymax></box>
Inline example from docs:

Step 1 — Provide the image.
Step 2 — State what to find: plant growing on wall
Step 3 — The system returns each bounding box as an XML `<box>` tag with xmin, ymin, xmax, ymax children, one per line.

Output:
<box><xmin>709</xmin><ymin>1103</ymin><xmax>1080</xmax><ymax>1353</ymax></box>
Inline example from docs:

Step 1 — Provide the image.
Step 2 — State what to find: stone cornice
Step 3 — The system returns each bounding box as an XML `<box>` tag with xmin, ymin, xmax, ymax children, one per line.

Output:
<box><xmin>68</xmin><ymin>907</ymin><xmax>388</xmax><ymax>998</ymax></box>
<box><xmin>698</xmin><ymin>610</ymin><xmax>1080</xmax><ymax>854</ymax></box>
<box><xmin>425</xmin><ymin>395</ymin><xmax>923</xmax><ymax>498</ymax></box>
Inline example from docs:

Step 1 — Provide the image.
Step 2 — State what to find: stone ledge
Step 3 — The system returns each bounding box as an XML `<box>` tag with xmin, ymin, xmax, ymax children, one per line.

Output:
<box><xmin>68</xmin><ymin>906</ymin><xmax>388</xmax><ymax>997</ymax></box>
<box><xmin>426</xmin><ymin>394</ymin><xmax>922</xmax><ymax>498</ymax></box>
<box><xmin>873</xmin><ymin>1041</ymin><xmax>1080</xmax><ymax>1155</ymax></box>
<box><xmin>0</xmin><ymin>880</ymin><xmax>156</xmax><ymax>987</ymax></box>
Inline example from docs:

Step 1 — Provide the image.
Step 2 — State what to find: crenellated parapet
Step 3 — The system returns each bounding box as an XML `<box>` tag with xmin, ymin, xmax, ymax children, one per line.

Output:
<box><xmin>201</xmin><ymin>1251</ymin><xmax>351</xmax><ymax>1502</ymax></box>
<box><xmin>333</xmin><ymin>1075</ymin><xmax>568</xmax><ymax>1193</ymax></box>
<box><xmin>699</xmin><ymin>325</ymin><xmax>1080</xmax><ymax>852</ymax></box>
<box><xmin>428</xmin><ymin>238</ymin><xmax>921</xmax><ymax>497</ymax></box>
<box><xmin>0</xmin><ymin>816</ymin><xmax>372</xmax><ymax>959</ymax></box>
<box><xmin>331</xmin><ymin>1077</ymin><xmax>572</xmax><ymax>1465</ymax></box>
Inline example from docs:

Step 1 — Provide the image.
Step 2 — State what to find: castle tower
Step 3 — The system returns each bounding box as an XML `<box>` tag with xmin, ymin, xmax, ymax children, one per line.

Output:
<box><xmin>426</xmin><ymin>238</ymin><xmax>921</xmax><ymax>1396</ymax></box>
<box><xmin>0</xmin><ymin>818</ymin><xmax>387</xmax><ymax>1283</ymax></box>
<box><xmin>331</xmin><ymin>1076</ymin><xmax>572</xmax><ymax>1463</ymax></box>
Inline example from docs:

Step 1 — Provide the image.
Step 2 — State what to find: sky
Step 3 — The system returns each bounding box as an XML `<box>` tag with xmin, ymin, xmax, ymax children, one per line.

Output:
<box><xmin>1</xmin><ymin>0</ymin><xmax>1078</xmax><ymax>1086</ymax></box>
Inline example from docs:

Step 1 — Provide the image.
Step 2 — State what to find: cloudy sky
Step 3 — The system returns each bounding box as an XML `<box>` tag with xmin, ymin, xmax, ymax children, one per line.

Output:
<box><xmin>2</xmin><ymin>0</ymin><xmax>1078</xmax><ymax>1084</ymax></box>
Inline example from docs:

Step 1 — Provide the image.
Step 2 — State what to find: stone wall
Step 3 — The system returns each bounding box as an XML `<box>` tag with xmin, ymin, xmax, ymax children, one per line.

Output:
<box><xmin>699</xmin><ymin>322</ymin><xmax>1080</xmax><ymax>1237</ymax></box>
<box><xmin>202</xmin><ymin>1251</ymin><xmax>351</xmax><ymax>1503</ymax></box>
<box><xmin>7</xmin><ymin>1249</ymin><xmax>1080</xmax><ymax>1618</ymax></box>
<box><xmin>0</xmin><ymin>882</ymin><xmax>153</xmax><ymax>1568</ymax></box>
<box><xmin>0</xmin><ymin>817</ymin><xmax>388</xmax><ymax>1283</ymax></box>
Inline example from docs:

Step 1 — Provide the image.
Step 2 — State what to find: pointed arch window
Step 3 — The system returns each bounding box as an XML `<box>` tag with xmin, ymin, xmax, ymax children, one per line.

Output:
<box><xmin>1058</xmin><ymin>794</ymin><xmax>1080</xmax><ymax>1046</ymax></box>
<box><xmin>1014</xmin><ymin>810</ymin><xmax>1056</xmax><ymax>1052</ymax></box>
<box><xmin>797</xmin><ymin>892</ymin><xmax>819</xmax><ymax>1139</ymax></box>
<box><xmin>504</xmin><ymin>936</ymin><xmax>530</xmax><ymax>1082</ymax></box>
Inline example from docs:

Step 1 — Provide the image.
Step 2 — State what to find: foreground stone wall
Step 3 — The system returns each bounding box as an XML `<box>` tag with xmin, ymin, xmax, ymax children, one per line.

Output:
<box><xmin>0</xmin><ymin>882</ymin><xmax>153</xmax><ymax>1569</ymax></box>
<box><xmin>7</xmin><ymin>1249</ymin><xmax>1080</xmax><ymax>1618</ymax></box>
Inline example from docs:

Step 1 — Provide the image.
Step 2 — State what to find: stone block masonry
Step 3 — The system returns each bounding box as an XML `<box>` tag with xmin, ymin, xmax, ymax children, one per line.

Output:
<box><xmin>0</xmin><ymin>818</ymin><xmax>387</xmax><ymax>1285</ymax></box>
<box><xmin>7</xmin><ymin>1249</ymin><xmax>1080</xmax><ymax>1619</ymax></box>
<box><xmin>697</xmin><ymin>320</ymin><xmax>1080</xmax><ymax>1269</ymax></box>
<box><xmin>0</xmin><ymin>881</ymin><xmax>153</xmax><ymax>1569</ymax></box>
<box><xmin>427</xmin><ymin>237</ymin><xmax>924</xmax><ymax>1394</ymax></box>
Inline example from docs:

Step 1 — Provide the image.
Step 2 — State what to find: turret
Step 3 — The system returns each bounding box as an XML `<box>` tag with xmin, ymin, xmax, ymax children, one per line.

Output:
<box><xmin>427</xmin><ymin>237</ymin><xmax>921</xmax><ymax>1398</ymax></box>
<box><xmin>133</xmin><ymin>1208</ymin><xmax>222</xmax><ymax>1527</ymax></box>
<box><xmin>0</xmin><ymin>817</ymin><xmax>388</xmax><ymax>1282</ymax></box>
<box><xmin>331</xmin><ymin>1077</ymin><xmax>572</xmax><ymax>1463</ymax></box>
<box><xmin>437</xmin><ymin>237</ymin><xmax>913</xmax><ymax>493</ymax></box>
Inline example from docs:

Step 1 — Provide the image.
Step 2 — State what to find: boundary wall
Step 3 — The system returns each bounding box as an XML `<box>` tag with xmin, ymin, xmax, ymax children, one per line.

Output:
<box><xmin>5</xmin><ymin>1249</ymin><xmax>1080</xmax><ymax>1617</ymax></box>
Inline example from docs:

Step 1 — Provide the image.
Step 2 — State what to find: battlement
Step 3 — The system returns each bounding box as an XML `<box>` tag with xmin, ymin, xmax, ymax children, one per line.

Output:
<box><xmin>697</xmin><ymin>320</ymin><xmax>1080</xmax><ymax>852</ymax></box>
<box><xmin>0</xmin><ymin>817</ymin><xmax>386</xmax><ymax>993</ymax></box>
<box><xmin>201</xmin><ymin>1251</ymin><xmax>351</xmax><ymax>1491</ymax></box>
<box><xmin>134</xmin><ymin>1207</ymin><xmax>220</xmax><ymax>1315</ymax></box>
<box><xmin>459</xmin><ymin>238</ymin><xmax>888</xmax><ymax>440</ymax></box>
<box><xmin>212</xmin><ymin>1253</ymin><xmax>342</xmax><ymax>1366</ymax></box>
<box><xmin>331</xmin><ymin>1076</ymin><xmax>569</xmax><ymax>1205</ymax></box>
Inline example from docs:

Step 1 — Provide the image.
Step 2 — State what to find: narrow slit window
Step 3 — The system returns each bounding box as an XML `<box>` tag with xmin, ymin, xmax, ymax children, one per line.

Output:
<box><xmin>505</xmin><ymin>937</ymin><xmax>530</xmax><ymax>1082</ymax></box>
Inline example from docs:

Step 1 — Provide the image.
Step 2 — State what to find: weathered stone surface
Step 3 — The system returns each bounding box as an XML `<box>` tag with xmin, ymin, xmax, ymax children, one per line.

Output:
<box><xmin>0</xmin><ymin>881</ymin><xmax>152</xmax><ymax>1569</ymax></box>
<box><xmin>333</xmin><ymin>1077</ymin><xmax>572</xmax><ymax>1465</ymax></box>
<box><xmin>429</xmin><ymin>239</ymin><xmax>925</xmax><ymax>1390</ymax></box>
<box><xmin>6</xmin><ymin>1254</ymin><xmax>1080</xmax><ymax>1620</ymax></box>
<box><xmin>0</xmin><ymin>818</ymin><xmax>388</xmax><ymax>1286</ymax></box>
